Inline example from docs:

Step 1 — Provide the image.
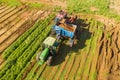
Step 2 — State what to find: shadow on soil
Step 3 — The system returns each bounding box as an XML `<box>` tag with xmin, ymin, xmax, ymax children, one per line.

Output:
<box><xmin>51</xmin><ymin>18</ymin><xmax>92</xmax><ymax>66</ymax></box>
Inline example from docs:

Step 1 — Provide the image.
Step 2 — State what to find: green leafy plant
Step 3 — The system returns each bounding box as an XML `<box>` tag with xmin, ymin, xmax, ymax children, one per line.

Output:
<box><xmin>27</xmin><ymin>2</ymin><xmax>44</xmax><ymax>9</ymax></box>
<box><xmin>0</xmin><ymin>13</ymin><xmax>55</xmax><ymax>80</ymax></box>
<box><xmin>67</xmin><ymin>0</ymin><xmax>120</xmax><ymax>21</ymax></box>
<box><xmin>0</xmin><ymin>0</ymin><xmax>21</xmax><ymax>6</ymax></box>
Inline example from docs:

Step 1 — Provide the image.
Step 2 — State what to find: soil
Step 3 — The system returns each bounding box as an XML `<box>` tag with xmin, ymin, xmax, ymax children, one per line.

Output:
<box><xmin>78</xmin><ymin>13</ymin><xmax>120</xmax><ymax>80</ymax></box>
<box><xmin>97</xmin><ymin>26</ymin><xmax>120</xmax><ymax>80</ymax></box>
<box><xmin>58</xmin><ymin>23</ymin><xmax>75</xmax><ymax>32</ymax></box>
<box><xmin>0</xmin><ymin>0</ymin><xmax>120</xmax><ymax>80</ymax></box>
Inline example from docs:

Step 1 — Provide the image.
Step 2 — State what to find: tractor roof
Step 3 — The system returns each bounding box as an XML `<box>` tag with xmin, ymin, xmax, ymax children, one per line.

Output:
<box><xmin>43</xmin><ymin>36</ymin><xmax>56</xmax><ymax>47</ymax></box>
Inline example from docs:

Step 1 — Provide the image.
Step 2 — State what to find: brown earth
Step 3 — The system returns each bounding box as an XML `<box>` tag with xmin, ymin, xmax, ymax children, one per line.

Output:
<box><xmin>0</xmin><ymin>0</ymin><xmax>120</xmax><ymax>80</ymax></box>
<box><xmin>79</xmin><ymin>13</ymin><xmax>120</xmax><ymax>80</ymax></box>
<box><xmin>97</xmin><ymin>27</ymin><xmax>120</xmax><ymax>80</ymax></box>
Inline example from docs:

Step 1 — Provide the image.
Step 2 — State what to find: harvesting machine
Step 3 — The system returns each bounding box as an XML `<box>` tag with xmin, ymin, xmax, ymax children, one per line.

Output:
<box><xmin>36</xmin><ymin>10</ymin><xmax>78</xmax><ymax>66</ymax></box>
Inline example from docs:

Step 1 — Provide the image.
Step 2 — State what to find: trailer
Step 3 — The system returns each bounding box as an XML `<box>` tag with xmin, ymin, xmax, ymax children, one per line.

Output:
<box><xmin>52</xmin><ymin>22</ymin><xmax>77</xmax><ymax>47</ymax></box>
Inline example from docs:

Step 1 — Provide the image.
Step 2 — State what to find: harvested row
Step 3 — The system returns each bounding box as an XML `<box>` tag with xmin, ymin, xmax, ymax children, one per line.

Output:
<box><xmin>0</xmin><ymin>6</ymin><xmax>33</xmax><ymax>44</ymax></box>
<box><xmin>0</xmin><ymin>4</ymin><xmax>8</xmax><ymax>10</ymax></box>
<box><xmin>0</xmin><ymin>5</ymin><xmax>11</xmax><ymax>14</ymax></box>
<box><xmin>0</xmin><ymin>8</ymin><xmax>27</xmax><ymax>35</ymax></box>
<box><xmin>0</xmin><ymin>6</ymin><xmax>16</xmax><ymax>18</ymax></box>
<box><xmin>0</xmin><ymin>6</ymin><xmax>26</xmax><ymax>23</ymax></box>
<box><xmin>0</xmin><ymin>6</ymin><xmax>28</xmax><ymax>34</ymax></box>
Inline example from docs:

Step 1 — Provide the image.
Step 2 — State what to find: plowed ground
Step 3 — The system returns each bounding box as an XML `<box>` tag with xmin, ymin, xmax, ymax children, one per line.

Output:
<box><xmin>0</xmin><ymin>3</ymin><xmax>120</xmax><ymax>80</ymax></box>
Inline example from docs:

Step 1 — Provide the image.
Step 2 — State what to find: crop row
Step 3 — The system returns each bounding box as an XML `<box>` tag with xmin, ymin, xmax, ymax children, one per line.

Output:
<box><xmin>2</xmin><ymin>18</ymin><xmax>41</xmax><ymax>59</ymax></box>
<box><xmin>0</xmin><ymin>8</ymin><xmax>26</xmax><ymax>36</ymax></box>
<box><xmin>16</xmin><ymin>23</ymin><xmax>54</xmax><ymax>80</ymax></box>
<box><xmin>24</xmin><ymin>24</ymin><xmax>53</xmax><ymax>80</ymax></box>
<box><xmin>1</xmin><ymin>23</ymin><xmax>53</xmax><ymax>80</ymax></box>
<box><xmin>32</xmin><ymin>18</ymin><xmax>104</xmax><ymax>80</ymax></box>
<box><xmin>0</xmin><ymin>13</ymin><xmax>55</xmax><ymax>80</ymax></box>
<box><xmin>2</xmin><ymin>12</ymin><xmax>53</xmax><ymax>59</ymax></box>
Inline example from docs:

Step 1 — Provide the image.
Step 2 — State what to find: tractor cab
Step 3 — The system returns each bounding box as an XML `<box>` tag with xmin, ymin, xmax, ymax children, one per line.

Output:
<box><xmin>36</xmin><ymin>36</ymin><xmax>59</xmax><ymax>65</ymax></box>
<box><xmin>43</xmin><ymin>36</ymin><xmax>56</xmax><ymax>49</ymax></box>
<box><xmin>42</xmin><ymin>37</ymin><xmax>59</xmax><ymax>53</ymax></box>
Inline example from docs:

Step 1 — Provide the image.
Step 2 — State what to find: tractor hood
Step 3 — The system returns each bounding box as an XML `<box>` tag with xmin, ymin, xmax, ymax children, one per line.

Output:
<box><xmin>43</xmin><ymin>36</ymin><xmax>56</xmax><ymax>47</ymax></box>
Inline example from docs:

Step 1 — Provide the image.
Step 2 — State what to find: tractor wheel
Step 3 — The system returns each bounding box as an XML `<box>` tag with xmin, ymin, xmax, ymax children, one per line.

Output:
<box><xmin>46</xmin><ymin>56</ymin><xmax>53</xmax><ymax>66</ymax></box>
<box><xmin>69</xmin><ymin>39</ymin><xmax>74</xmax><ymax>47</ymax></box>
<box><xmin>75</xmin><ymin>29</ymin><xmax>78</xmax><ymax>39</ymax></box>
<box><xmin>73</xmin><ymin>35</ymin><xmax>78</xmax><ymax>45</ymax></box>
<box><xmin>36</xmin><ymin>52</ymin><xmax>41</xmax><ymax>61</ymax></box>
<box><xmin>70</xmin><ymin>42</ymin><xmax>73</xmax><ymax>47</ymax></box>
<box><xmin>56</xmin><ymin>35</ymin><xmax>61</xmax><ymax>41</ymax></box>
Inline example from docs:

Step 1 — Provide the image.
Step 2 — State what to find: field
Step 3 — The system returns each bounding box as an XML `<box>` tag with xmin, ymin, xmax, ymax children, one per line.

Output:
<box><xmin>0</xmin><ymin>0</ymin><xmax>120</xmax><ymax>80</ymax></box>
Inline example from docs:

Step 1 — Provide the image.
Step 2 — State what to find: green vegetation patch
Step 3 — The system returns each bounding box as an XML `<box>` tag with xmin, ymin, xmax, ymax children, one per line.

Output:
<box><xmin>0</xmin><ymin>0</ymin><xmax>21</xmax><ymax>6</ymax></box>
<box><xmin>27</xmin><ymin>2</ymin><xmax>44</xmax><ymax>9</ymax></box>
<box><xmin>67</xmin><ymin>0</ymin><xmax>120</xmax><ymax>21</ymax></box>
